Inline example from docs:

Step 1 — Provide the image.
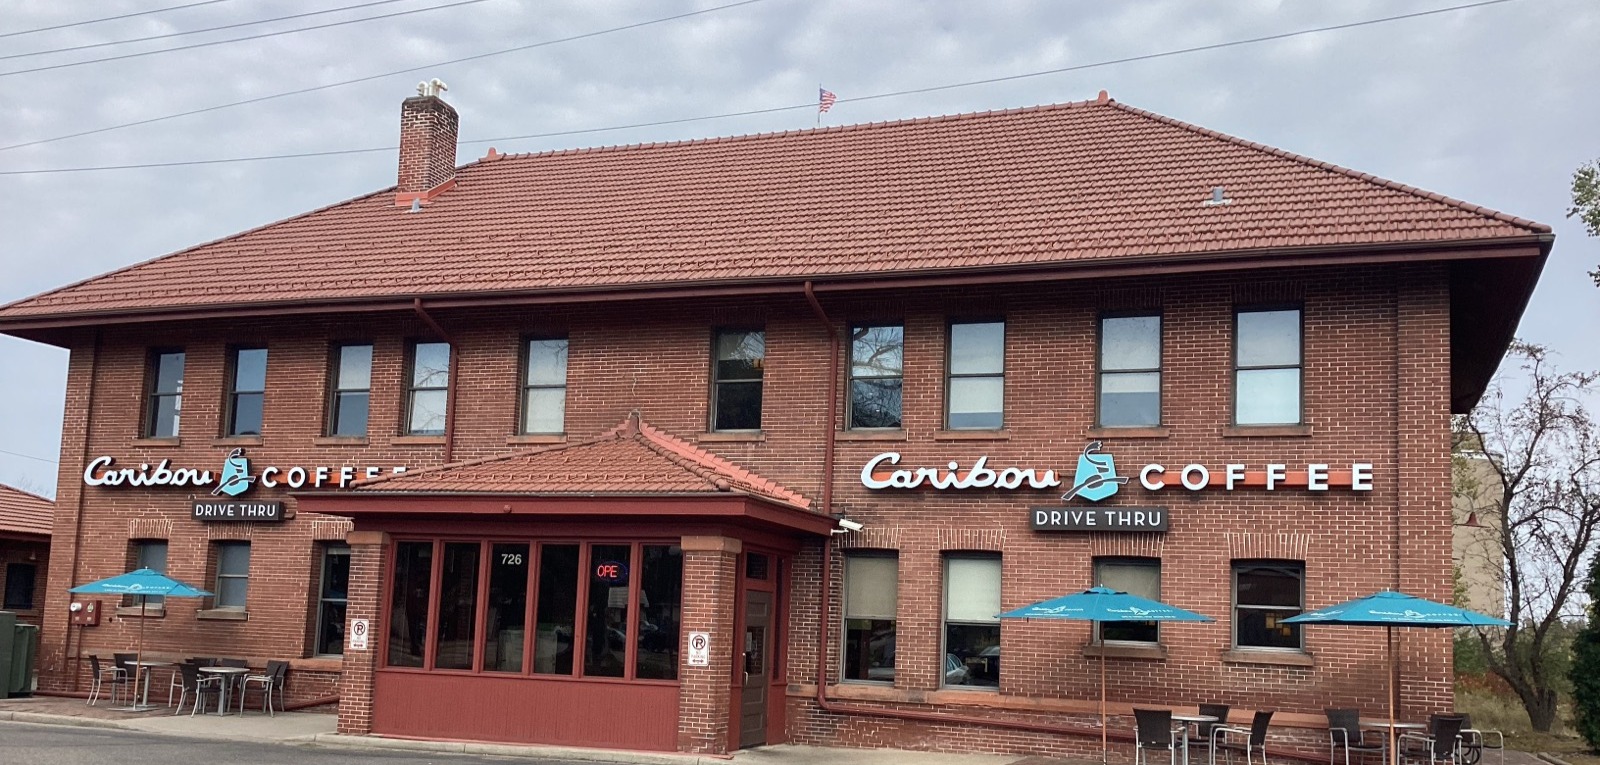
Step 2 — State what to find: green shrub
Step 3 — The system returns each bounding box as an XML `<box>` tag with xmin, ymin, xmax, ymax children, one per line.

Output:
<box><xmin>1572</xmin><ymin>554</ymin><xmax>1600</xmax><ymax>752</ymax></box>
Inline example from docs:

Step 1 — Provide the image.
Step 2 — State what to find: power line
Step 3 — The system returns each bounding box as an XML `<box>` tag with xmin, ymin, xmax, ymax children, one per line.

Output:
<box><xmin>3</xmin><ymin>0</ymin><xmax>418</xmax><ymax>62</ymax></box>
<box><xmin>0</xmin><ymin>447</ymin><xmax>57</xmax><ymax>465</ymax></box>
<box><xmin>0</xmin><ymin>0</ymin><xmax>771</xmax><ymax>153</ymax></box>
<box><xmin>0</xmin><ymin>0</ymin><xmax>494</xmax><ymax>78</ymax></box>
<box><xmin>1</xmin><ymin>0</ymin><xmax>239</xmax><ymax>40</ymax></box>
<box><xmin>0</xmin><ymin>0</ymin><xmax>1531</xmax><ymax>175</ymax></box>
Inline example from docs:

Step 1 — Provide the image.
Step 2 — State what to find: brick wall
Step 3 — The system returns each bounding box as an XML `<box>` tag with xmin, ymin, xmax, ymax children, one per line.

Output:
<box><xmin>33</xmin><ymin>262</ymin><xmax>1456</xmax><ymax>754</ymax></box>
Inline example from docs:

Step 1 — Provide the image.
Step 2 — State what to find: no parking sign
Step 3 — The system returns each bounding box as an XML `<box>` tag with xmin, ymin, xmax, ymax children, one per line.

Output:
<box><xmin>349</xmin><ymin>619</ymin><xmax>370</xmax><ymax>651</ymax></box>
<box><xmin>687</xmin><ymin>631</ymin><xmax>710</xmax><ymax>666</ymax></box>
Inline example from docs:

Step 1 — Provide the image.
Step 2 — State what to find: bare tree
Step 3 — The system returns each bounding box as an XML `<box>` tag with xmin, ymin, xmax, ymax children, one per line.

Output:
<box><xmin>1458</xmin><ymin>341</ymin><xmax>1600</xmax><ymax>731</ymax></box>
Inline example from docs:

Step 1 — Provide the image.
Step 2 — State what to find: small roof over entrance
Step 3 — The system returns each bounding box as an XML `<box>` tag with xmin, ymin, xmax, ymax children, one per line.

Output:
<box><xmin>297</xmin><ymin>413</ymin><xmax>832</xmax><ymax>538</ymax></box>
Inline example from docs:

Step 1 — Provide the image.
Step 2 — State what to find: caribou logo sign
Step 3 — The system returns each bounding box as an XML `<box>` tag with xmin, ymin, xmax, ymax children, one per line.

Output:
<box><xmin>1060</xmin><ymin>442</ymin><xmax>1127</xmax><ymax>502</ymax></box>
<box><xmin>84</xmin><ymin>448</ymin><xmax>407</xmax><ymax>493</ymax></box>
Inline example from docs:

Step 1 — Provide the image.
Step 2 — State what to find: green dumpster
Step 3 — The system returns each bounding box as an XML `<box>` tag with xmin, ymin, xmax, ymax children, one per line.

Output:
<box><xmin>0</xmin><ymin>611</ymin><xmax>39</xmax><ymax>697</ymax></box>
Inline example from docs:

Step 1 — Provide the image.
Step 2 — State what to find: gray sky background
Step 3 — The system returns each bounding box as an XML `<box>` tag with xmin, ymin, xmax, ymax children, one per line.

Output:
<box><xmin>1</xmin><ymin>0</ymin><xmax>1596</xmax><ymax>498</ymax></box>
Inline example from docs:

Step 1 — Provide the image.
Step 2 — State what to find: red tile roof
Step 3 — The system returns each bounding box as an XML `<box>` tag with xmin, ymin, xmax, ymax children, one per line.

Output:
<box><xmin>0</xmin><ymin>97</ymin><xmax>1549</xmax><ymax>324</ymax></box>
<box><xmin>350</xmin><ymin>413</ymin><xmax>811</xmax><ymax>511</ymax></box>
<box><xmin>0</xmin><ymin>484</ymin><xmax>53</xmax><ymax>538</ymax></box>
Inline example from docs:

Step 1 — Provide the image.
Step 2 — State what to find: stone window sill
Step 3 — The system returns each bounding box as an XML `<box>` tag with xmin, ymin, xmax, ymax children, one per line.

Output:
<box><xmin>1083</xmin><ymin>642</ymin><xmax>1168</xmax><ymax>661</ymax></box>
<box><xmin>836</xmin><ymin>429</ymin><xmax>907</xmax><ymax>442</ymax></box>
<box><xmin>130</xmin><ymin>437</ymin><xmax>181</xmax><ymax>448</ymax></box>
<box><xmin>196</xmin><ymin>608</ymin><xmax>249</xmax><ymax>621</ymax></box>
<box><xmin>313</xmin><ymin>436</ymin><xmax>369</xmax><ymax>446</ymax></box>
<box><xmin>211</xmin><ymin>436</ymin><xmax>263</xmax><ymax>447</ymax></box>
<box><xmin>1222</xmin><ymin>425</ymin><xmax>1313</xmax><ymax>438</ymax></box>
<box><xmin>507</xmin><ymin>434</ymin><xmax>567</xmax><ymax>446</ymax></box>
<box><xmin>696</xmin><ymin>431</ymin><xmax>765</xmax><ymax>443</ymax></box>
<box><xmin>115</xmin><ymin>605</ymin><xmax>165</xmax><ymax>618</ymax></box>
<box><xmin>392</xmin><ymin>435</ymin><xmax>445</xmax><ymax>446</ymax></box>
<box><xmin>933</xmin><ymin>429</ymin><xmax>1011</xmax><ymax>442</ymax></box>
<box><xmin>1085</xmin><ymin>426</ymin><xmax>1170</xmax><ymax>439</ymax></box>
<box><xmin>1220</xmin><ymin>648</ymin><xmax>1314</xmax><ymax>667</ymax></box>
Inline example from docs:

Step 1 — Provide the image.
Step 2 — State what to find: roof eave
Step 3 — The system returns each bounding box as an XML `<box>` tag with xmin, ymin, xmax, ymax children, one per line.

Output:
<box><xmin>0</xmin><ymin>234</ymin><xmax>1551</xmax><ymax>345</ymax></box>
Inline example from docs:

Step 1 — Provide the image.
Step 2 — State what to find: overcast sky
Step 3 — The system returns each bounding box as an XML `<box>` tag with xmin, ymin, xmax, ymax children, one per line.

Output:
<box><xmin>1</xmin><ymin>0</ymin><xmax>1596</xmax><ymax>498</ymax></box>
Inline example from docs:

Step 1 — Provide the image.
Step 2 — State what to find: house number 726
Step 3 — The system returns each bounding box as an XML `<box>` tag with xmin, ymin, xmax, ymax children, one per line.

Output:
<box><xmin>501</xmin><ymin>553</ymin><xmax>524</xmax><ymax>565</ymax></box>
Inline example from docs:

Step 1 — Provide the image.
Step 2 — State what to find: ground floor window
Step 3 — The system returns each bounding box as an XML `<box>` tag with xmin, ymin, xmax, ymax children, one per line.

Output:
<box><xmin>386</xmin><ymin>538</ymin><xmax>683</xmax><ymax>681</ymax></box>
<box><xmin>842</xmin><ymin>552</ymin><xmax>897</xmax><ymax>683</ymax></box>
<box><xmin>943</xmin><ymin>554</ymin><xmax>1000</xmax><ymax>689</ymax></box>
<box><xmin>212</xmin><ymin>542</ymin><xmax>251</xmax><ymax>610</ymax></box>
<box><xmin>1233</xmin><ymin>560</ymin><xmax>1304</xmax><ymax>650</ymax></box>
<box><xmin>4</xmin><ymin>563</ymin><xmax>36</xmax><ymax>610</ymax></box>
<box><xmin>126</xmin><ymin>540</ymin><xmax>168</xmax><ymax>607</ymax></box>
<box><xmin>1095</xmin><ymin>557</ymin><xmax>1160</xmax><ymax>644</ymax></box>
<box><xmin>315</xmin><ymin>545</ymin><xmax>350</xmax><ymax>656</ymax></box>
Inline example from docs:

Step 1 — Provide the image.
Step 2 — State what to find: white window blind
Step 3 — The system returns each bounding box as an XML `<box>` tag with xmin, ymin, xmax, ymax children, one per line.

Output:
<box><xmin>945</xmin><ymin>556</ymin><xmax>1001</xmax><ymax>623</ymax></box>
<box><xmin>844</xmin><ymin>555</ymin><xmax>898</xmax><ymax>620</ymax></box>
<box><xmin>1098</xmin><ymin>560</ymin><xmax>1160</xmax><ymax>600</ymax></box>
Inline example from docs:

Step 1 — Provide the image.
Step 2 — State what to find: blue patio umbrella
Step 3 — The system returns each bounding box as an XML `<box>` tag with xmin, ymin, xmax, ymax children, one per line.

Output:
<box><xmin>1284</xmin><ymin>591</ymin><xmax>1509</xmax><ymax>765</ymax></box>
<box><xmin>71</xmin><ymin>568</ymin><xmax>213</xmax><ymax>711</ymax></box>
<box><xmin>1000</xmin><ymin>586</ymin><xmax>1214</xmax><ymax>763</ymax></box>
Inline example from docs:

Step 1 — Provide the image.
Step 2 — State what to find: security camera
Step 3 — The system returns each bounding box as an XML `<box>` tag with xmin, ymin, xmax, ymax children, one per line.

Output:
<box><xmin>835</xmin><ymin>518</ymin><xmax>865</xmax><ymax>533</ymax></box>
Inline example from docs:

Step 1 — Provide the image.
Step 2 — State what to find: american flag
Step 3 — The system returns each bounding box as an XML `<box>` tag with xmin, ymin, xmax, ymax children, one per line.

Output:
<box><xmin>818</xmin><ymin>88</ymin><xmax>837</xmax><ymax>113</ymax></box>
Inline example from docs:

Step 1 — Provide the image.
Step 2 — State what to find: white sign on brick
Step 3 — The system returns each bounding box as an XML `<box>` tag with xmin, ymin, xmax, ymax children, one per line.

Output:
<box><xmin>687</xmin><ymin>631</ymin><xmax>710</xmax><ymax>666</ymax></box>
<box><xmin>349</xmin><ymin>619</ymin><xmax>371</xmax><ymax>651</ymax></box>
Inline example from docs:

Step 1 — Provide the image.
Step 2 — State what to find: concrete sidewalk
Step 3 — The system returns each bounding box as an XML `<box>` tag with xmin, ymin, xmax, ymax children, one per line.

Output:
<box><xmin>0</xmin><ymin>694</ymin><xmax>1063</xmax><ymax>765</ymax></box>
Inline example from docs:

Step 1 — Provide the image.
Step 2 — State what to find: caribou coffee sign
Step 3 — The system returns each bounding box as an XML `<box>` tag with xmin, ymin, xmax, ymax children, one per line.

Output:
<box><xmin>861</xmin><ymin>442</ymin><xmax>1374</xmax><ymax>499</ymax></box>
<box><xmin>84</xmin><ymin>448</ymin><xmax>406</xmax><ymax>495</ymax></box>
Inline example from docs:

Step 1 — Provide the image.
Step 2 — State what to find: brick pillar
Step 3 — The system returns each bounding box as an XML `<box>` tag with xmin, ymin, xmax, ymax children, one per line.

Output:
<box><xmin>337</xmin><ymin>530</ymin><xmax>389</xmax><ymax>736</ymax></box>
<box><xmin>1395</xmin><ymin>264</ymin><xmax>1455</xmax><ymax>718</ymax></box>
<box><xmin>677</xmin><ymin>535</ymin><xmax>741</xmax><ymax>754</ymax></box>
<box><xmin>39</xmin><ymin>337</ymin><xmax>96</xmax><ymax>692</ymax></box>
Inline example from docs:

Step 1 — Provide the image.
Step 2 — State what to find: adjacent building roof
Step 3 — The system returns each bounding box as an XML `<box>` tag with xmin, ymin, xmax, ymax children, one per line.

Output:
<box><xmin>0</xmin><ymin>484</ymin><xmax>53</xmax><ymax>538</ymax></box>
<box><xmin>348</xmin><ymin>412</ymin><xmax>811</xmax><ymax>512</ymax></box>
<box><xmin>0</xmin><ymin>94</ymin><xmax>1549</xmax><ymax>326</ymax></box>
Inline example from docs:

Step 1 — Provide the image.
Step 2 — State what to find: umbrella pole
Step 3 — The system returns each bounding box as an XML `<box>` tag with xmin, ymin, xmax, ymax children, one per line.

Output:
<box><xmin>1101</xmin><ymin>652</ymin><xmax>1108</xmax><ymax>765</ymax></box>
<box><xmin>134</xmin><ymin>594</ymin><xmax>147</xmax><ymax>710</ymax></box>
<box><xmin>1388</xmin><ymin>625</ymin><xmax>1396</xmax><ymax>765</ymax></box>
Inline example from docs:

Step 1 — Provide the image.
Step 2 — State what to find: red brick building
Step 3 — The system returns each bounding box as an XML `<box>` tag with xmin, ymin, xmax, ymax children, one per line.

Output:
<box><xmin>0</xmin><ymin>484</ymin><xmax>52</xmax><ymax>627</ymax></box>
<box><xmin>0</xmin><ymin>91</ymin><xmax>1551</xmax><ymax>757</ymax></box>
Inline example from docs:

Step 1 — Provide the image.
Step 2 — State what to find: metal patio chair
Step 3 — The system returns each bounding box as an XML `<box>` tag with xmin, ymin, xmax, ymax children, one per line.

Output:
<box><xmin>1134</xmin><ymin>708</ymin><xmax>1179</xmax><ymax>765</ymax></box>
<box><xmin>1326</xmin><ymin>708</ymin><xmax>1386</xmax><ymax>765</ymax></box>
<box><xmin>1457</xmin><ymin>713</ymin><xmax>1503</xmax><ymax>765</ymax></box>
<box><xmin>1399</xmin><ymin>715</ymin><xmax>1466</xmax><ymax>765</ymax></box>
<box><xmin>173</xmin><ymin>662</ymin><xmax>223</xmax><ymax>717</ymax></box>
<box><xmin>237</xmin><ymin>660</ymin><xmax>289</xmax><ymax>717</ymax></box>
<box><xmin>86</xmin><ymin>655</ymin><xmax>127</xmax><ymax>706</ymax></box>
<box><xmin>1187</xmin><ymin>703</ymin><xmax>1232</xmax><ymax>765</ymax></box>
<box><xmin>1215</xmin><ymin>709</ymin><xmax>1275</xmax><ymax>765</ymax></box>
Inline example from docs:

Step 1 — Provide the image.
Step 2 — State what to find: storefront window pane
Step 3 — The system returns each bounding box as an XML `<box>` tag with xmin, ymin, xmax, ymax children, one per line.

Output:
<box><xmin>128</xmin><ymin>541</ymin><xmax>168</xmax><ymax>607</ymax></box>
<box><xmin>534</xmin><ymin>544</ymin><xmax>578</xmax><ymax>675</ymax></box>
<box><xmin>433</xmin><ymin>543</ymin><xmax>480</xmax><ymax>670</ymax></box>
<box><xmin>843</xmin><ymin>554</ymin><xmax>897</xmax><ymax>682</ymax></box>
<box><xmin>1095</xmin><ymin>558</ymin><xmax>1160</xmax><ymax>643</ymax></box>
<box><xmin>585</xmin><ymin>544</ymin><xmax>632</xmax><ymax>678</ymax></box>
<box><xmin>484</xmin><ymin>543</ymin><xmax>530</xmax><ymax>673</ymax></box>
<box><xmin>635</xmin><ymin>545</ymin><xmax>682</xmax><ymax>680</ymax></box>
<box><xmin>1234</xmin><ymin>561</ymin><xmax>1304</xmax><ymax>650</ymax></box>
<box><xmin>944</xmin><ymin>555</ymin><xmax>1000</xmax><ymax>689</ymax></box>
<box><xmin>315</xmin><ymin>545</ymin><xmax>350</xmax><ymax>657</ymax></box>
<box><xmin>388</xmin><ymin>542</ymin><xmax>433</xmax><ymax>668</ymax></box>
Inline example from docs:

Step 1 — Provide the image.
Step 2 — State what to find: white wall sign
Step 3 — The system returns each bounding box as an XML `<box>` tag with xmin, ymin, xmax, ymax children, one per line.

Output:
<box><xmin>83</xmin><ymin>448</ymin><xmax>406</xmax><ymax>495</ymax></box>
<box><xmin>687</xmin><ymin>631</ymin><xmax>710</xmax><ymax>667</ymax></box>
<box><xmin>349</xmin><ymin>619</ymin><xmax>370</xmax><ymax>651</ymax></box>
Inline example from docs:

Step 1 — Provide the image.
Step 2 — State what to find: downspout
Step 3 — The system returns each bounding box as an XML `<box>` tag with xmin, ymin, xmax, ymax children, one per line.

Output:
<box><xmin>411</xmin><ymin>298</ymin><xmax>458</xmax><ymax>462</ymax></box>
<box><xmin>65</xmin><ymin>329</ymin><xmax>101</xmax><ymax>691</ymax></box>
<box><xmin>799</xmin><ymin>284</ymin><xmax>1136</xmax><ymax>747</ymax></box>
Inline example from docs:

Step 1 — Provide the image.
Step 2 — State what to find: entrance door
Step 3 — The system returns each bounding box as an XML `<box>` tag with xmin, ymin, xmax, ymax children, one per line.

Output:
<box><xmin>739</xmin><ymin>590</ymin><xmax>772</xmax><ymax>748</ymax></box>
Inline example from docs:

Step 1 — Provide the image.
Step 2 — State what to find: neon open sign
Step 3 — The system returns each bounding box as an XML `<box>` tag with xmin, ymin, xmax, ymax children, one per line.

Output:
<box><xmin>594</xmin><ymin>561</ymin><xmax>629</xmax><ymax>584</ymax></box>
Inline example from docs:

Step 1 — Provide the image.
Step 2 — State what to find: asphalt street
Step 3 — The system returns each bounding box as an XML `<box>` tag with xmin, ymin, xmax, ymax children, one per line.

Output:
<box><xmin>0</xmin><ymin>722</ymin><xmax>587</xmax><ymax>765</ymax></box>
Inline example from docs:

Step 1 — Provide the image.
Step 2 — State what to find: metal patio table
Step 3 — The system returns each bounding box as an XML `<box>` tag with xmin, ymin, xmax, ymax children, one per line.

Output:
<box><xmin>1173</xmin><ymin>713</ymin><xmax>1219</xmax><ymax>765</ymax></box>
<box><xmin>198</xmin><ymin>666</ymin><xmax>249</xmax><ymax>715</ymax></box>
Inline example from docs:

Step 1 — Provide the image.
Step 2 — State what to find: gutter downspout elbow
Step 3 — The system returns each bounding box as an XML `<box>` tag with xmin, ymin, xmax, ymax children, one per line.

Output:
<box><xmin>411</xmin><ymin>298</ymin><xmax>458</xmax><ymax>462</ymax></box>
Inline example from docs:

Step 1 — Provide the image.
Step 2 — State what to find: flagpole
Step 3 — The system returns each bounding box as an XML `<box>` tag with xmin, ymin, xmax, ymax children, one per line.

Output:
<box><xmin>816</xmin><ymin>83</ymin><xmax>821</xmax><ymax>127</ymax></box>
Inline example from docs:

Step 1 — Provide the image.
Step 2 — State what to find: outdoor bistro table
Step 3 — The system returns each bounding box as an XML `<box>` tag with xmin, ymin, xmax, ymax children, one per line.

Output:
<box><xmin>198</xmin><ymin>666</ymin><xmax>249</xmax><ymax>715</ymax></box>
<box><xmin>114</xmin><ymin>660</ymin><xmax>173</xmax><ymax>712</ymax></box>
<box><xmin>1172</xmin><ymin>713</ymin><xmax>1219</xmax><ymax>765</ymax></box>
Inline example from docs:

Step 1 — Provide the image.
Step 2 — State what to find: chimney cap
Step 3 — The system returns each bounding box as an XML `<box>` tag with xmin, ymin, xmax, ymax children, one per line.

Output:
<box><xmin>417</xmin><ymin>78</ymin><xmax>449</xmax><ymax>98</ymax></box>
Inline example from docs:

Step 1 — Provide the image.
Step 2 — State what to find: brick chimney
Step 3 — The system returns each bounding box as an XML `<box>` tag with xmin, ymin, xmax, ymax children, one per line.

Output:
<box><xmin>395</xmin><ymin>82</ymin><xmax>458</xmax><ymax>207</ymax></box>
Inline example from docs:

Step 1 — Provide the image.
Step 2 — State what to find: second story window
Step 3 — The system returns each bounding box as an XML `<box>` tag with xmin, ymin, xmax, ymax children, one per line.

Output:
<box><xmin>849</xmin><ymin>324</ymin><xmax>904</xmax><ymax>429</ymax></box>
<box><xmin>328</xmin><ymin>344</ymin><xmax>372</xmax><ymax>437</ymax></box>
<box><xmin>712</xmin><ymin>330</ymin><xmax>764</xmax><ymax>431</ymax></box>
<box><xmin>1098</xmin><ymin>315</ymin><xmax>1162</xmax><ymax>427</ymax></box>
<box><xmin>522</xmin><ymin>338</ymin><xmax>569</xmax><ymax>434</ymax></box>
<box><xmin>144</xmin><ymin>350</ymin><xmax>185</xmax><ymax>438</ymax></box>
<box><xmin>224</xmin><ymin>347</ymin><xmax>267</xmax><ymax>437</ymax></box>
<box><xmin>946</xmin><ymin>320</ymin><xmax>1004</xmax><ymax>429</ymax></box>
<box><xmin>406</xmin><ymin>341</ymin><xmax>451</xmax><ymax>436</ymax></box>
<box><xmin>1234</xmin><ymin>308</ymin><xmax>1302</xmax><ymax>425</ymax></box>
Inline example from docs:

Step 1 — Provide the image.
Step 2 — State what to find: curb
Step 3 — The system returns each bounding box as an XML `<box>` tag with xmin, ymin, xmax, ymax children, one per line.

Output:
<box><xmin>0</xmin><ymin>710</ymin><xmax>134</xmax><ymax>731</ymax></box>
<box><xmin>1535</xmin><ymin>754</ymin><xmax>1573</xmax><ymax>765</ymax></box>
<box><xmin>313</xmin><ymin>733</ymin><xmax>730</xmax><ymax>764</ymax></box>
